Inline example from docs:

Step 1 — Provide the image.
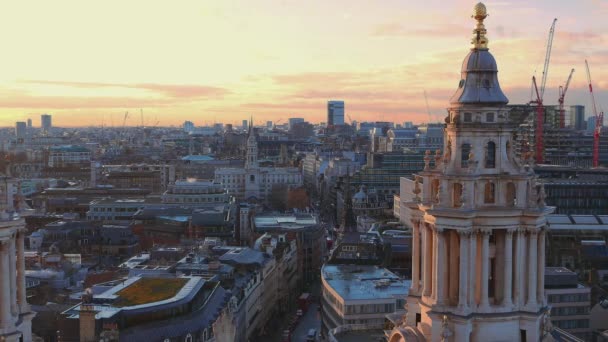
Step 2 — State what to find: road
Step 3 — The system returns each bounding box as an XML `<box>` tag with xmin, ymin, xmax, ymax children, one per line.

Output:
<box><xmin>291</xmin><ymin>302</ymin><xmax>321</xmax><ymax>342</ymax></box>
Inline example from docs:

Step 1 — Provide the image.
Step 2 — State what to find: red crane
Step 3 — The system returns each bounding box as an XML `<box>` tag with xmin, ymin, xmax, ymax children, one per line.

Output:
<box><xmin>531</xmin><ymin>18</ymin><xmax>557</xmax><ymax>164</ymax></box>
<box><xmin>586</xmin><ymin>60</ymin><xmax>604</xmax><ymax>167</ymax></box>
<box><xmin>558</xmin><ymin>68</ymin><xmax>575</xmax><ymax>128</ymax></box>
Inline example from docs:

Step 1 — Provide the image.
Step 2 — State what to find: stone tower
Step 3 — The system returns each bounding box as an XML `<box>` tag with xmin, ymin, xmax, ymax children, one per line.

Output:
<box><xmin>245</xmin><ymin>118</ymin><xmax>258</xmax><ymax>170</ymax></box>
<box><xmin>0</xmin><ymin>177</ymin><xmax>34</xmax><ymax>342</ymax></box>
<box><xmin>389</xmin><ymin>3</ymin><xmax>555</xmax><ymax>341</ymax></box>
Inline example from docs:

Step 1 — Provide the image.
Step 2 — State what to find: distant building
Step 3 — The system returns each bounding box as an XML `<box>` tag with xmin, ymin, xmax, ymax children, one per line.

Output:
<box><xmin>327</xmin><ymin>100</ymin><xmax>345</xmax><ymax>126</ymax></box>
<box><xmin>288</xmin><ymin>117</ymin><xmax>305</xmax><ymax>130</ymax></box>
<box><xmin>242</xmin><ymin>119</ymin><xmax>248</xmax><ymax>131</ymax></box>
<box><xmin>183</xmin><ymin>120</ymin><xmax>194</xmax><ymax>132</ymax></box>
<box><xmin>41</xmin><ymin>114</ymin><xmax>52</xmax><ymax>133</ymax></box>
<box><xmin>570</xmin><ymin>105</ymin><xmax>585</xmax><ymax>131</ymax></box>
<box><xmin>266</xmin><ymin>121</ymin><xmax>273</xmax><ymax>129</ymax></box>
<box><xmin>215</xmin><ymin>127</ymin><xmax>302</xmax><ymax>202</ymax></box>
<box><xmin>545</xmin><ymin>267</ymin><xmax>591</xmax><ymax>341</ymax></box>
<box><xmin>48</xmin><ymin>145</ymin><xmax>91</xmax><ymax>167</ymax></box>
<box><xmin>15</xmin><ymin>121</ymin><xmax>27</xmax><ymax>139</ymax></box>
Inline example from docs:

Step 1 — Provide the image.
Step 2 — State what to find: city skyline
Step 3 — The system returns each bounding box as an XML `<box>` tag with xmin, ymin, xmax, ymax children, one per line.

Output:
<box><xmin>0</xmin><ymin>0</ymin><xmax>607</xmax><ymax>127</ymax></box>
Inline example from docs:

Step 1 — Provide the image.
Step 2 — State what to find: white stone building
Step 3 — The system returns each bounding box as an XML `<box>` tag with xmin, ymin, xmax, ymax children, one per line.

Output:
<box><xmin>389</xmin><ymin>3</ymin><xmax>576</xmax><ymax>341</ymax></box>
<box><xmin>215</xmin><ymin>126</ymin><xmax>302</xmax><ymax>202</ymax></box>
<box><xmin>0</xmin><ymin>181</ymin><xmax>34</xmax><ymax>341</ymax></box>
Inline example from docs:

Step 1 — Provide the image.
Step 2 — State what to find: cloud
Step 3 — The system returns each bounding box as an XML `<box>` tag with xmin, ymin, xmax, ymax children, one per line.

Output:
<box><xmin>20</xmin><ymin>80</ymin><xmax>230</xmax><ymax>99</ymax></box>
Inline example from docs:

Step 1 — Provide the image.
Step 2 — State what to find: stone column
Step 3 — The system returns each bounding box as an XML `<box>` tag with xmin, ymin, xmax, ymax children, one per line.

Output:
<box><xmin>422</xmin><ymin>225</ymin><xmax>432</xmax><ymax>297</ymax></box>
<box><xmin>411</xmin><ymin>221</ymin><xmax>420</xmax><ymax>294</ymax></box>
<box><xmin>0</xmin><ymin>240</ymin><xmax>12</xmax><ymax>329</ymax></box>
<box><xmin>537</xmin><ymin>228</ymin><xmax>546</xmax><ymax>306</ymax></box>
<box><xmin>513</xmin><ymin>228</ymin><xmax>524</xmax><ymax>307</ymax></box>
<box><xmin>480</xmin><ymin>229</ymin><xmax>490</xmax><ymax>309</ymax></box>
<box><xmin>527</xmin><ymin>230</ymin><xmax>538</xmax><ymax>307</ymax></box>
<box><xmin>17</xmin><ymin>232</ymin><xmax>27</xmax><ymax>312</ymax></box>
<box><xmin>468</xmin><ymin>230</ymin><xmax>477</xmax><ymax>308</ymax></box>
<box><xmin>432</xmin><ymin>229</ymin><xmax>439</xmax><ymax>301</ymax></box>
<box><xmin>9</xmin><ymin>237</ymin><xmax>17</xmax><ymax>315</ymax></box>
<box><xmin>457</xmin><ymin>231</ymin><xmax>469</xmax><ymax>311</ymax></box>
<box><xmin>503</xmin><ymin>229</ymin><xmax>514</xmax><ymax>307</ymax></box>
<box><xmin>436</xmin><ymin>228</ymin><xmax>447</xmax><ymax>305</ymax></box>
<box><xmin>449</xmin><ymin>230</ymin><xmax>459</xmax><ymax>305</ymax></box>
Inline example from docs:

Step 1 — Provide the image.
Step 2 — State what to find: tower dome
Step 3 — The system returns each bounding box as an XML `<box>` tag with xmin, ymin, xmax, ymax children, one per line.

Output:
<box><xmin>449</xmin><ymin>2</ymin><xmax>508</xmax><ymax>105</ymax></box>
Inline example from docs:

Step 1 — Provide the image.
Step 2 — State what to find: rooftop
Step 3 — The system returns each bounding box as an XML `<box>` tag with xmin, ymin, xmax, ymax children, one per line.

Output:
<box><xmin>254</xmin><ymin>213</ymin><xmax>318</xmax><ymax>230</ymax></box>
<box><xmin>547</xmin><ymin>215</ymin><xmax>608</xmax><ymax>231</ymax></box>
<box><xmin>113</xmin><ymin>277</ymin><xmax>188</xmax><ymax>307</ymax></box>
<box><xmin>322</xmin><ymin>264</ymin><xmax>410</xmax><ymax>301</ymax></box>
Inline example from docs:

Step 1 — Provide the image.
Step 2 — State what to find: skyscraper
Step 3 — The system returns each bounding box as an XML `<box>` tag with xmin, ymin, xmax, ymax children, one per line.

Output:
<box><xmin>569</xmin><ymin>105</ymin><xmax>585</xmax><ymax>131</ymax></box>
<box><xmin>242</xmin><ymin>119</ymin><xmax>248</xmax><ymax>130</ymax></box>
<box><xmin>390</xmin><ymin>3</ymin><xmax>559</xmax><ymax>341</ymax></box>
<box><xmin>41</xmin><ymin>114</ymin><xmax>52</xmax><ymax>133</ymax></box>
<box><xmin>288</xmin><ymin>117</ymin><xmax>304</xmax><ymax>130</ymax></box>
<box><xmin>15</xmin><ymin>122</ymin><xmax>26</xmax><ymax>139</ymax></box>
<box><xmin>327</xmin><ymin>101</ymin><xmax>345</xmax><ymax>126</ymax></box>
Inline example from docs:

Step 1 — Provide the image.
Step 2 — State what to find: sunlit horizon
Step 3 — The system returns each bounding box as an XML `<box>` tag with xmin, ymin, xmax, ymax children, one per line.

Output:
<box><xmin>1</xmin><ymin>0</ymin><xmax>607</xmax><ymax>127</ymax></box>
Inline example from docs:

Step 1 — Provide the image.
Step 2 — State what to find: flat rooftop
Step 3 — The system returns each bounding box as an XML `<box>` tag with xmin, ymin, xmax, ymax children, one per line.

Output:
<box><xmin>254</xmin><ymin>214</ymin><xmax>318</xmax><ymax>230</ymax></box>
<box><xmin>335</xmin><ymin>329</ymin><xmax>386</xmax><ymax>342</ymax></box>
<box><xmin>113</xmin><ymin>277</ymin><xmax>188</xmax><ymax>307</ymax></box>
<box><xmin>322</xmin><ymin>264</ymin><xmax>409</xmax><ymax>301</ymax></box>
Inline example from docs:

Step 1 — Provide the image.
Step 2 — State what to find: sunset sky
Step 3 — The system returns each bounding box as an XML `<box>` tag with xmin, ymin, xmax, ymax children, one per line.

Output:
<box><xmin>0</xmin><ymin>0</ymin><xmax>607</xmax><ymax>127</ymax></box>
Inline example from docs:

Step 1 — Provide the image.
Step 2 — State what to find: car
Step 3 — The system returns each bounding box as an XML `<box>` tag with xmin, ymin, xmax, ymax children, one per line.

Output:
<box><xmin>306</xmin><ymin>328</ymin><xmax>317</xmax><ymax>341</ymax></box>
<box><xmin>296</xmin><ymin>309</ymin><xmax>303</xmax><ymax>316</ymax></box>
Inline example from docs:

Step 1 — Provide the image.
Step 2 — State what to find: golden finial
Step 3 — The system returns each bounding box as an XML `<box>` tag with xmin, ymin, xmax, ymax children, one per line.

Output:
<box><xmin>471</xmin><ymin>2</ymin><xmax>489</xmax><ymax>50</ymax></box>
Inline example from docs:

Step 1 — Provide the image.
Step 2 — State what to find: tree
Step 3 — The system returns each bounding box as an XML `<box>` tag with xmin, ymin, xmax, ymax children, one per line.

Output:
<box><xmin>287</xmin><ymin>187</ymin><xmax>309</xmax><ymax>210</ymax></box>
<box><xmin>268</xmin><ymin>184</ymin><xmax>288</xmax><ymax>211</ymax></box>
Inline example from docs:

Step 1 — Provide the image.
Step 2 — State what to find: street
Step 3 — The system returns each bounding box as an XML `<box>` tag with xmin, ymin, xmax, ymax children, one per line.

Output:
<box><xmin>291</xmin><ymin>302</ymin><xmax>321</xmax><ymax>342</ymax></box>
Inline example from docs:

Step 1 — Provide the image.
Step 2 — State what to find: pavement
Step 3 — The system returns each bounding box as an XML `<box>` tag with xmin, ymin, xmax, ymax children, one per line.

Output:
<box><xmin>291</xmin><ymin>302</ymin><xmax>321</xmax><ymax>342</ymax></box>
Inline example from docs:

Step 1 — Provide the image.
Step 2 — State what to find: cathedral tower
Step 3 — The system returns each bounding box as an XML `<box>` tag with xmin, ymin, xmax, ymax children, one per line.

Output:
<box><xmin>390</xmin><ymin>3</ymin><xmax>555</xmax><ymax>341</ymax></box>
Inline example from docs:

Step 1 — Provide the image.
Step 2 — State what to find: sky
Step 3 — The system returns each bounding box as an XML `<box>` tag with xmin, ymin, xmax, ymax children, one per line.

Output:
<box><xmin>0</xmin><ymin>0</ymin><xmax>607</xmax><ymax>127</ymax></box>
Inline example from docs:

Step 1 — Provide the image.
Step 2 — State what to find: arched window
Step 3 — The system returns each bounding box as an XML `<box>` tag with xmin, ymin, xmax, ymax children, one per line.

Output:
<box><xmin>185</xmin><ymin>333</ymin><xmax>193</xmax><ymax>342</ymax></box>
<box><xmin>484</xmin><ymin>182</ymin><xmax>495</xmax><ymax>203</ymax></box>
<box><xmin>485</xmin><ymin>141</ymin><xmax>496</xmax><ymax>168</ymax></box>
<box><xmin>453</xmin><ymin>183</ymin><xmax>463</xmax><ymax>208</ymax></box>
<box><xmin>506</xmin><ymin>182</ymin><xmax>516</xmax><ymax>206</ymax></box>
<box><xmin>249</xmin><ymin>174</ymin><xmax>255</xmax><ymax>183</ymax></box>
<box><xmin>461</xmin><ymin>143</ymin><xmax>471</xmax><ymax>168</ymax></box>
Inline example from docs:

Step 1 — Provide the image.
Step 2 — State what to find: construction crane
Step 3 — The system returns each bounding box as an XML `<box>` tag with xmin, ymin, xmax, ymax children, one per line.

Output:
<box><xmin>140</xmin><ymin>109</ymin><xmax>144</xmax><ymax>127</ymax></box>
<box><xmin>585</xmin><ymin>60</ymin><xmax>604</xmax><ymax>167</ymax></box>
<box><xmin>558</xmin><ymin>68</ymin><xmax>575</xmax><ymax>129</ymax></box>
<box><xmin>531</xmin><ymin>18</ymin><xmax>557</xmax><ymax>164</ymax></box>
<box><xmin>424</xmin><ymin>90</ymin><xmax>433</xmax><ymax>123</ymax></box>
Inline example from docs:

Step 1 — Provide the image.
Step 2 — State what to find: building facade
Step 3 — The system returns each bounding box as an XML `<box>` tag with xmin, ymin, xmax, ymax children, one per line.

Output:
<box><xmin>215</xmin><ymin>126</ymin><xmax>302</xmax><ymax>202</ymax></box>
<box><xmin>390</xmin><ymin>4</ymin><xmax>559</xmax><ymax>341</ymax></box>
<box><xmin>328</xmin><ymin>101</ymin><xmax>345</xmax><ymax>126</ymax></box>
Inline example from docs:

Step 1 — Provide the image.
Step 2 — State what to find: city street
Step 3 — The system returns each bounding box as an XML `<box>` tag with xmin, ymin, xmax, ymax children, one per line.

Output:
<box><xmin>291</xmin><ymin>302</ymin><xmax>321</xmax><ymax>342</ymax></box>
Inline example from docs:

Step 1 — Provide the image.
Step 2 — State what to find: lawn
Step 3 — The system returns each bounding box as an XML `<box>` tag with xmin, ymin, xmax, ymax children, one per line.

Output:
<box><xmin>113</xmin><ymin>278</ymin><xmax>188</xmax><ymax>307</ymax></box>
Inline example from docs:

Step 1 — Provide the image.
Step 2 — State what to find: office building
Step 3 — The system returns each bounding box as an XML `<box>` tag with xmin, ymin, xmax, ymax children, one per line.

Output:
<box><xmin>545</xmin><ymin>267</ymin><xmax>591</xmax><ymax>341</ymax></box>
<box><xmin>288</xmin><ymin>117</ymin><xmax>305</xmax><ymax>130</ymax></box>
<box><xmin>15</xmin><ymin>121</ymin><xmax>26</xmax><ymax>140</ymax></box>
<box><xmin>570</xmin><ymin>105</ymin><xmax>585</xmax><ymax>131</ymax></box>
<box><xmin>328</xmin><ymin>100</ymin><xmax>345</xmax><ymax>126</ymax></box>
<box><xmin>242</xmin><ymin>119</ymin><xmax>248</xmax><ymax>130</ymax></box>
<box><xmin>41</xmin><ymin>114</ymin><xmax>52</xmax><ymax>133</ymax></box>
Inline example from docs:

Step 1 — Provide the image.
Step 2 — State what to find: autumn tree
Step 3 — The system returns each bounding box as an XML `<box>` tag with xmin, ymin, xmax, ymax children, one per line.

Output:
<box><xmin>287</xmin><ymin>187</ymin><xmax>310</xmax><ymax>210</ymax></box>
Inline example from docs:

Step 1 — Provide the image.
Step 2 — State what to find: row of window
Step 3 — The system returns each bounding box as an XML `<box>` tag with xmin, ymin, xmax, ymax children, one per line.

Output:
<box><xmin>548</xmin><ymin>293</ymin><xmax>590</xmax><ymax>303</ymax></box>
<box><xmin>551</xmin><ymin>306</ymin><xmax>590</xmax><ymax>316</ymax></box>
<box><xmin>344</xmin><ymin>303</ymin><xmax>395</xmax><ymax>315</ymax></box>
<box><xmin>462</xmin><ymin>112</ymin><xmax>495</xmax><ymax>123</ymax></box>
<box><xmin>461</xmin><ymin>141</ymin><xmax>497</xmax><ymax>168</ymax></box>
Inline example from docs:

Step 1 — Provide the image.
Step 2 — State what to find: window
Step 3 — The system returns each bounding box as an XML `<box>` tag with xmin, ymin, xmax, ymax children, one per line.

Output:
<box><xmin>486</xmin><ymin>112</ymin><xmax>494</xmax><ymax>122</ymax></box>
<box><xmin>461</xmin><ymin>144</ymin><xmax>471</xmax><ymax>168</ymax></box>
<box><xmin>464</xmin><ymin>112</ymin><xmax>472</xmax><ymax>122</ymax></box>
<box><xmin>506</xmin><ymin>182</ymin><xmax>516</xmax><ymax>206</ymax></box>
<box><xmin>453</xmin><ymin>183</ymin><xmax>463</xmax><ymax>208</ymax></box>
<box><xmin>484</xmin><ymin>182</ymin><xmax>495</xmax><ymax>203</ymax></box>
<box><xmin>485</xmin><ymin>141</ymin><xmax>496</xmax><ymax>168</ymax></box>
<box><xmin>458</xmin><ymin>79</ymin><xmax>465</xmax><ymax>88</ymax></box>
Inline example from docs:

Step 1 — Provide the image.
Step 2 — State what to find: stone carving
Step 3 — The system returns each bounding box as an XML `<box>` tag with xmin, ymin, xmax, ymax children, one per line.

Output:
<box><xmin>537</xmin><ymin>183</ymin><xmax>546</xmax><ymax>208</ymax></box>
<box><xmin>444</xmin><ymin>138</ymin><xmax>452</xmax><ymax>164</ymax></box>
<box><xmin>434</xmin><ymin>149</ymin><xmax>443</xmax><ymax>169</ymax></box>
<box><xmin>440</xmin><ymin>315</ymin><xmax>453</xmax><ymax>342</ymax></box>
<box><xmin>413</xmin><ymin>176</ymin><xmax>422</xmax><ymax>203</ymax></box>
<box><xmin>424</xmin><ymin>150</ymin><xmax>432</xmax><ymax>171</ymax></box>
